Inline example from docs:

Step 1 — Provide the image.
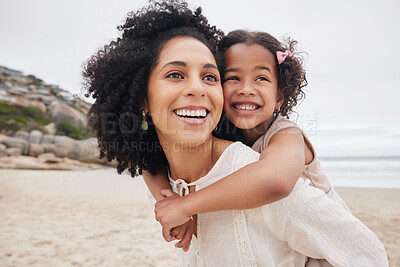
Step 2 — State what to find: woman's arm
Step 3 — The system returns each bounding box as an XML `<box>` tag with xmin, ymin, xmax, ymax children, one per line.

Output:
<box><xmin>143</xmin><ymin>168</ymin><xmax>193</xmax><ymax>250</ymax></box>
<box><xmin>142</xmin><ymin>168</ymin><xmax>171</xmax><ymax>201</ymax></box>
<box><xmin>155</xmin><ymin>128</ymin><xmax>306</xmax><ymax>238</ymax></box>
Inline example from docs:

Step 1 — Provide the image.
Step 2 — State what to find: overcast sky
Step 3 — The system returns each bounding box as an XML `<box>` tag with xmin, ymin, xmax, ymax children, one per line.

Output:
<box><xmin>1</xmin><ymin>0</ymin><xmax>399</xmax><ymax>126</ymax></box>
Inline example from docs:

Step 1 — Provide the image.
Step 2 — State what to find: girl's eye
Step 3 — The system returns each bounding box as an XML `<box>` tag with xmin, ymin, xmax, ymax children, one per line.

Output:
<box><xmin>203</xmin><ymin>74</ymin><xmax>218</xmax><ymax>82</ymax></box>
<box><xmin>166</xmin><ymin>72</ymin><xmax>184</xmax><ymax>79</ymax></box>
<box><xmin>255</xmin><ymin>77</ymin><xmax>269</xmax><ymax>82</ymax></box>
<box><xmin>224</xmin><ymin>76</ymin><xmax>239</xmax><ymax>82</ymax></box>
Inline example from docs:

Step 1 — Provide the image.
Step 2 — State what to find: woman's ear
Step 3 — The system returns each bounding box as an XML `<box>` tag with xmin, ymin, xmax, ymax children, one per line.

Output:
<box><xmin>143</xmin><ymin>98</ymin><xmax>149</xmax><ymax>113</ymax></box>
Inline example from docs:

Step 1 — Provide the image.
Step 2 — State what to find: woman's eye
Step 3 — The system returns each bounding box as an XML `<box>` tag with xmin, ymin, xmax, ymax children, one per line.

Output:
<box><xmin>256</xmin><ymin>77</ymin><xmax>269</xmax><ymax>82</ymax></box>
<box><xmin>203</xmin><ymin>74</ymin><xmax>218</xmax><ymax>82</ymax></box>
<box><xmin>166</xmin><ymin>72</ymin><xmax>183</xmax><ymax>79</ymax></box>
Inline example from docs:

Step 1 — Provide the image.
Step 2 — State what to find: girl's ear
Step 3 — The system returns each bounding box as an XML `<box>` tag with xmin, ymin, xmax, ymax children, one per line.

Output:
<box><xmin>275</xmin><ymin>92</ymin><xmax>284</xmax><ymax>110</ymax></box>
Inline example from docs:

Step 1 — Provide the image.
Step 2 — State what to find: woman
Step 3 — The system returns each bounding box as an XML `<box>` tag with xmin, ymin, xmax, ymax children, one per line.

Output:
<box><xmin>83</xmin><ymin>1</ymin><xmax>387</xmax><ymax>266</ymax></box>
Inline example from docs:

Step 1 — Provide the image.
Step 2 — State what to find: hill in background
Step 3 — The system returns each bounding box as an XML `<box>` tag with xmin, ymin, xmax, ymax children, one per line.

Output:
<box><xmin>0</xmin><ymin>65</ymin><xmax>93</xmax><ymax>139</ymax></box>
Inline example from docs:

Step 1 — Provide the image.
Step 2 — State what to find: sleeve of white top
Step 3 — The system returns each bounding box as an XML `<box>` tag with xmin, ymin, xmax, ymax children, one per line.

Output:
<box><xmin>262</xmin><ymin>178</ymin><xmax>388</xmax><ymax>267</ymax></box>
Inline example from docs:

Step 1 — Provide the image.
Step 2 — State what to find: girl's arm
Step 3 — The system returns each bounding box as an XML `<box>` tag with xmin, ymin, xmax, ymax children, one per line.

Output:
<box><xmin>155</xmin><ymin>128</ymin><xmax>307</xmax><ymax>239</ymax></box>
<box><xmin>142</xmin><ymin>168</ymin><xmax>171</xmax><ymax>201</ymax></box>
<box><xmin>163</xmin><ymin>127</ymin><xmax>303</xmax><ymax>212</ymax></box>
<box><xmin>184</xmin><ymin>127</ymin><xmax>305</xmax><ymax>213</ymax></box>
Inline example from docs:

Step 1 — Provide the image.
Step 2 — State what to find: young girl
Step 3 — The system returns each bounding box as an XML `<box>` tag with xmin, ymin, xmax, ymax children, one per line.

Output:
<box><xmin>150</xmin><ymin>31</ymin><xmax>387</xmax><ymax>265</ymax></box>
<box><xmin>83</xmin><ymin>1</ymin><xmax>387</xmax><ymax>266</ymax></box>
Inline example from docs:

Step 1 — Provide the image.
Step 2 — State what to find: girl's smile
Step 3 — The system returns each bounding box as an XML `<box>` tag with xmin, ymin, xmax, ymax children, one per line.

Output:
<box><xmin>230</xmin><ymin>100</ymin><xmax>262</xmax><ymax>117</ymax></box>
<box><xmin>223</xmin><ymin>43</ymin><xmax>282</xmax><ymax>140</ymax></box>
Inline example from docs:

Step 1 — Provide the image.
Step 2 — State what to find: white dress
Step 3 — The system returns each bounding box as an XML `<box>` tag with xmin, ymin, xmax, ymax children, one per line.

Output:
<box><xmin>169</xmin><ymin>142</ymin><xmax>388</xmax><ymax>267</ymax></box>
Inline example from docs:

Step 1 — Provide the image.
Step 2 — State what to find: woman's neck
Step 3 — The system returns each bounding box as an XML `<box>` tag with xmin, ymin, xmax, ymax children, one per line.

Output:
<box><xmin>162</xmin><ymin>136</ymin><xmax>230</xmax><ymax>184</ymax></box>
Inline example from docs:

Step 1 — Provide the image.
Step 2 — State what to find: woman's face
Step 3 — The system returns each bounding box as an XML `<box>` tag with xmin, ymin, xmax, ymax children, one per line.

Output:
<box><xmin>146</xmin><ymin>37</ymin><xmax>223</xmax><ymax>147</ymax></box>
<box><xmin>223</xmin><ymin>43</ymin><xmax>282</xmax><ymax>133</ymax></box>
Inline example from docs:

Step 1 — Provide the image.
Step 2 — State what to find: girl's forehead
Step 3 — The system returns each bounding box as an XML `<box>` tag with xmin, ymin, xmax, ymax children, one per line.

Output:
<box><xmin>225</xmin><ymin>43</ymin><xmax>275</xmax><ymax>63</ymax></box>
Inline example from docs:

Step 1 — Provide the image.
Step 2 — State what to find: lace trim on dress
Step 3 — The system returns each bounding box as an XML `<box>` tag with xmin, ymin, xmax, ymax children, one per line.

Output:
<box><xmin>232</xmin><ymin>210</ymin><xmax>257</xmax><ymax>267</ymax></box>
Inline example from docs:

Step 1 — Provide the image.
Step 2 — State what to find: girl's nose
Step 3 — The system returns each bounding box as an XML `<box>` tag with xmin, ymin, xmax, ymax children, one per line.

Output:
<box><xmin>236</xmin><ymin>82</ymin><xmax>256</xmax><ymax>96</ymax></box>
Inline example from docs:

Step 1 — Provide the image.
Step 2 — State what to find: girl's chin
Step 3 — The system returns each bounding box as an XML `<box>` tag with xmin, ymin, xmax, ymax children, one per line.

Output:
<box><xmin>229</xmin><ymin>120</ymin><xmax>257</xmax><ymax>130</ymax></box>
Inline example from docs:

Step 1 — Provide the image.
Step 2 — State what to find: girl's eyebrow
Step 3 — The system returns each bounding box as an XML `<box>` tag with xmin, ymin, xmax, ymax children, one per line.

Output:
<box><xmin>256</xmin><ymin>66</ymin><xmax>272</xmax><ymax>73</ymax></box>
<box><xmin>225</xmin><ymin>66</ymin><xmax>271</xmax><ymax>73</ymax></box>
<box><xmin>225</xmin><ymin>68</ymin><xmax>238</xmax><ymax>73</ymax></box>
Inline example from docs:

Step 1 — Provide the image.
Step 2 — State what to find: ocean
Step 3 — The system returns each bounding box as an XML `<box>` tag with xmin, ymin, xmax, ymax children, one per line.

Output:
<box><xmin>301</xmin><ymin>117</ymin><xmax>400</xmax><ymax>189</ymax></box>
<box><xmin>320</xmin><ymin>157</ymin><xmax>400</xmax><ymax>188</ymax></box>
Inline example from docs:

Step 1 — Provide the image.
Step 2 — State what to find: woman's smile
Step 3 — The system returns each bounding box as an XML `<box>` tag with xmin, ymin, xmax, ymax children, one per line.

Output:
<box><xmin>173</xmin><ymin>106</ymin><xmax>210</xmax><ymax>125</ymax></box>
<box><xmin>146</xmin><ymin>36</ymin><xmax>223</xmax><ymax>145</ymax></box>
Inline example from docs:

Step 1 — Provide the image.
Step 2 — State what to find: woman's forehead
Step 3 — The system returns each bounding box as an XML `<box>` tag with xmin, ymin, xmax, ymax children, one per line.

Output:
<box><xmin>158</xmin><ymin>37</ymin><xmax>216</xmax><ymax>65</ymax></box>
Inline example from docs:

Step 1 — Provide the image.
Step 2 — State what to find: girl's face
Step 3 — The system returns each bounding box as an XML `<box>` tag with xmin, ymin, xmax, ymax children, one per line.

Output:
<box><xmin>146</xmin><ymin>37</ymin><xmax>223</xmax><ymax>146</ymax></box>
<box><xmin>223</xmin><ymin>43</ymin><xmax>282</xmax><ymax>134</ymax></box>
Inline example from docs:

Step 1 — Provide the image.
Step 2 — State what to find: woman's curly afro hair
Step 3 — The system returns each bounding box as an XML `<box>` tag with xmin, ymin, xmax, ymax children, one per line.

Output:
<box><xmin>218</xmin><ymin>30</ymin><xmax>308</xmax><ymax>118</ymax></box>
<box><xmin>82</xmin><ymin>0</ymin><xmax>224</xmax><ymax>177</ymax></box>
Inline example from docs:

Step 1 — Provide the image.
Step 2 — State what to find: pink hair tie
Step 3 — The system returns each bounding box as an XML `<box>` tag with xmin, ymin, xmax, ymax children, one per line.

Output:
<box><xmin>276</xmin><ymin>50</ymin><xmax>293</xmax><ymax>65</ymax></box>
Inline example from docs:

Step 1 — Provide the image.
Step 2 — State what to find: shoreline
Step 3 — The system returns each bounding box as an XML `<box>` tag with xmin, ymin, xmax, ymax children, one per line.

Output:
<box><xmin>0</xmin><ymin>169</ymin><xmax>398</xmax><ymax>266</ymax></box>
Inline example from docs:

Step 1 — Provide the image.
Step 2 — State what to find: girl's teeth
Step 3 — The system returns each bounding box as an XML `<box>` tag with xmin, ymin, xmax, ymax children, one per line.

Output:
<box><xmin>235</xmin><ymin>104</ymin><xmax>257</xmax><ymax>110</ymax></box>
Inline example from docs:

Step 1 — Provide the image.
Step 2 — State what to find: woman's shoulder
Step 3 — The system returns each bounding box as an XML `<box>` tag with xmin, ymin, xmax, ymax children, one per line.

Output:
<box><xmin>224</xmin><ymin>141</ymin><xmax>260</xmax><ymax>171</ymax></box>
<box><xmin>214</xmin><ymin>138</ymin><xmax>258</xmax><ymax>155</ymax></box>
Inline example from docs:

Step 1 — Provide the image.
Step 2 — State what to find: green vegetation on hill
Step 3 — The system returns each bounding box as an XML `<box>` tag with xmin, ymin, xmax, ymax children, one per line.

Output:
<box><xmin>49</xmin><ymin>86</ymin><xmax>59</xmax><ymax>97</ymax></box>
<box><xmin>26</xmin><ymin>74</ymin><xmax>44</xmax><ymax>86</ymax></box>
<box><xmin>0</xmin><ymin>102</ymin><xmax>51</xmax><ymax>134</ymax></box>
<box><xmin>56</xmin><ymin>122</ymin><xmax>95</xmax><ymax>140</ymax></box>
<box><xmin>0</xmin><ymin>68</ymin><xmax>94</xmax><ymax>139</ymax></box>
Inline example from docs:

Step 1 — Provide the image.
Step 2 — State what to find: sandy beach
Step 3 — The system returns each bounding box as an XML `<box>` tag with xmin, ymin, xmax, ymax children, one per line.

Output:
<box><xmin>0</xmin><ymin>169</ymin><xmax>398</xmax><ymax>266</ymax></box>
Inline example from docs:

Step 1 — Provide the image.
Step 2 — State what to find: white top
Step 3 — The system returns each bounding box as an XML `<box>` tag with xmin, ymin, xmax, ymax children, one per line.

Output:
<box><xmin>169</xmin><ymin>142</ymin><xmax>388</xmax><ymax>267</ymax></box>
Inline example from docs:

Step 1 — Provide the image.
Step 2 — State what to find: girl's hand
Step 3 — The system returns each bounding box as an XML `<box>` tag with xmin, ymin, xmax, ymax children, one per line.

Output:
<box><xmin>154</xmin><ymin>189</ymin><xmax>191</xmax><ymax>242</ymax></box>
<box><xmin>171</xmin><ymin>219</ymin><xmax>194</xmax><ymax>252</ymax></box>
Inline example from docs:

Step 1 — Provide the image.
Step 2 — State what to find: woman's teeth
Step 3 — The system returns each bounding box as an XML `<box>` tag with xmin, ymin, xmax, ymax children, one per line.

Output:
<box><xmin>234</xmin><ymin>104</ymin><xmax>258</xmax><ymax>110</ymax></box>
<box><xmin>175</xmin><ymin>109</ymin><xmax>207</xmax><ymax>118</ymax></box>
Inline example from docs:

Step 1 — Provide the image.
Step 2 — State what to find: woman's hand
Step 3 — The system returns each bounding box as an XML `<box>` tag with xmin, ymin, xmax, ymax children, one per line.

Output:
<box><xmin>154</xmin><ymin>189</ymin><xmax>192</xmax><ymax>242</ymax></box>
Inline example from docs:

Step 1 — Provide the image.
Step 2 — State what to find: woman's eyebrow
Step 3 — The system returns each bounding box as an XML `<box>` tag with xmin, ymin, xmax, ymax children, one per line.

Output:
<box><xmin>203</xmin><ymin>63</ymin><xmax>217</xmax><ymax>69</ymax></box>
<box><xmin>159</xmin><ymin>61</ymin><xmax>217</xmax><ymax>72</ymax></box>
<box><xmin>159</xmin><ymin>61</ymin><xmax>186</xmax><ymax>72</ymax></box>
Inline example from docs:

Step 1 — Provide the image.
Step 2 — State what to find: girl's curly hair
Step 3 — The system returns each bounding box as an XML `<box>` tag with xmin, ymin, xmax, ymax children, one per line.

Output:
<box><xmin>217</xmin><ymin>30</ymin><xmax>307</xmax><ymax>118</ymax></box>
<box><xmin>82</xmin><ymin>0</ymin><xmax>224</xmax><ymax>177</ymax></box>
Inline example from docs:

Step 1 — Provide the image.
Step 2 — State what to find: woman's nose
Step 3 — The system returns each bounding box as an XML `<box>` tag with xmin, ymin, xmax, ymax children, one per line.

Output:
<box><xmin>185</xmin><ymin>77</ymin><xmax>206</xmax><ymax>97</ymax></box>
